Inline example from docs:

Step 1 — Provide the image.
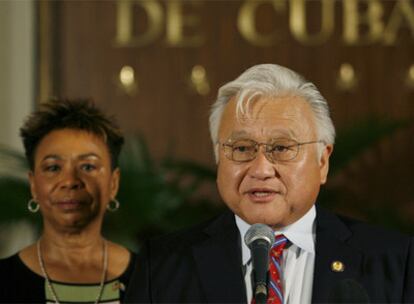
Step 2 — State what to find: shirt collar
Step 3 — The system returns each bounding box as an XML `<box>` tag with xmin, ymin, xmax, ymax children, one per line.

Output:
<box><xmin>235</xmin><ymin>205</ymin><xmax>316</xmax><ymax>266</ymax></box>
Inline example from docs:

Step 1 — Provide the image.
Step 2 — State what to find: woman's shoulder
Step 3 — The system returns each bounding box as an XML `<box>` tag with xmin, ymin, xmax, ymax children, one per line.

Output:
<box><xmin>0</xmin><ymin>251</ymin><xmax>45</xmax><ymax>302</ymax></box>
<box><xmin>119</xmin><ymin>249</ymin><xmax>138</xmax><ymax>281</ymax></box>
<box><xmin>104</xmin><ymin>242</ymin><xmax>137</xmax><ymax>298</ymax></box>
<box><xmin>0</xmin><ymin>253</ymin><xmax>20</xmax><ymax>270</ymax></box>
<box><xmin>0</xmin><ymin>248</ymin><xmax>42</xmax><ymax>281</ymax></box>
<box><xmin>107</xmin><ymin>241</ymin><xmax>137</xmax><ymax>281</ymax></box>
<box><xmin>0</xmin><ymin>249</ymin><xmax>36</xmax><ymax>274</ymax></box>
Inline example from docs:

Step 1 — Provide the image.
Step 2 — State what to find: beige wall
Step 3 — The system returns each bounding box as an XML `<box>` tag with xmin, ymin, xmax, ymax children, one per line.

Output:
<box><xmin>0</xmin><ymin>0</ymin><xmax>36</xmax><ymax>258</ymax></box>
<box><xmin>0</xmin><ymin>0</ymin><xmax>35</xmax><ymax>151</ymax></box>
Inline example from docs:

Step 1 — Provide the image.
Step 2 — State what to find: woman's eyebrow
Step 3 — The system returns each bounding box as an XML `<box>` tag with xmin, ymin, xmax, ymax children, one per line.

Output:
<box><xmin>78</xmin><ymin>153</ymin><xmax>101</xmax><ymax>160</ymax></box>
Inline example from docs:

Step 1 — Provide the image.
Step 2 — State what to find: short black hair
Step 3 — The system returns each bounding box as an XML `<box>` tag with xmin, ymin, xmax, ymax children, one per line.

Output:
<box><xmin>20</xmin><ymin>99</ymin><xmax>124</xmax><ymax>170</ymax></box>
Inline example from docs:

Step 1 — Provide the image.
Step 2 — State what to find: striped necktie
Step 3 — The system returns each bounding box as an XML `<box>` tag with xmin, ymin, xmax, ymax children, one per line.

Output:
<box><xmin>268</xmin><ymin>234</ymin><xmax>288</xmax><ymax>304</ymax></box>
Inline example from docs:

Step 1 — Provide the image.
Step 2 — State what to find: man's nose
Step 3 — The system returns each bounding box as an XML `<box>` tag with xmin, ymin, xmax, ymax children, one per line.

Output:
<box><xmin>247</xmin><ymin>149</ymin><xmax>277</xmax><ymax>180</ymax></box>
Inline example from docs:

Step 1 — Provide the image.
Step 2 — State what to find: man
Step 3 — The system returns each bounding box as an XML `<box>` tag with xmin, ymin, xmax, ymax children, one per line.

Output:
<box><xmin>126</xmin><ymin>64</ymin><xmax>414</xmax><ymax>303</ymax></box>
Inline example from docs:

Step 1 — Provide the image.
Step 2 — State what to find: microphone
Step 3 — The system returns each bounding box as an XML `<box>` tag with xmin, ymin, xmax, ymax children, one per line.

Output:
<box><xmin>328</xmin><ymin>279</ymin><xmax>370</xmax><ymax>303</ymax></box>
<box><xmin>244</xmin><ymin>224</ymin><xmax>275</xmax><ymax>304</ymax></box>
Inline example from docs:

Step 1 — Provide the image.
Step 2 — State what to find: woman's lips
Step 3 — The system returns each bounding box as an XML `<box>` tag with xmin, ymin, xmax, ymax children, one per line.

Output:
<box><xmin>55</xmin><ymin>200</ymin><xmax>84</xmax><ymax>210</ymax></box>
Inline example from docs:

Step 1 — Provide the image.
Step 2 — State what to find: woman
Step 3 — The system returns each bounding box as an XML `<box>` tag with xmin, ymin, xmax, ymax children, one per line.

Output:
<box><xmin>0</xmin><ymin>99</ymin><xmax>135</xmax><ymax>303</ymax></box>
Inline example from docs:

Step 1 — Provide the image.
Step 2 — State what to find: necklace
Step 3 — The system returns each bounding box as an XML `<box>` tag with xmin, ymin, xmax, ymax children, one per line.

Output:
<box><xmin>37</xmin><ymin>238</ymin><xmax>108</xmax><ymax>304</ymax></box>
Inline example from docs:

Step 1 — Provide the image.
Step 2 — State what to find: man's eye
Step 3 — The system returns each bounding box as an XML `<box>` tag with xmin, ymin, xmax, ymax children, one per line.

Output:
<box><xmin>81</xmin><ymin>163</ymin><xmax>96</xmax><ymax>171</ymax></box>
<box><xmin>272</xmin><ymin>145</ymin><xmax>289</xmax><ymax>152</ymax></box>
<box><xmin>233</xmin><ymin>145</ymin><xmax>253</xmax><ymax>153</ymax></box>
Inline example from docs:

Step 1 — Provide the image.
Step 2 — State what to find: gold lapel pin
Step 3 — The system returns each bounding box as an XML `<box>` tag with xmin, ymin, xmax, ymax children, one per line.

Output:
<box><xmin>331</xmin><ymin>260</ymin><xmax>345</xmax><ymax>272</ymax></box>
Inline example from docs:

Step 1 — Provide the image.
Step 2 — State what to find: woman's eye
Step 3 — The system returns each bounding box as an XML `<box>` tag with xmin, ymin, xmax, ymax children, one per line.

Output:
<box><xmin>45</xmin><ymin>164</ymin><xmax>60</xmax><ymax>172</ymax></box>
<box><xmin>81</xmin><ymin>163</ymin><xmax>96</xmax><ymax>172</ymax></box>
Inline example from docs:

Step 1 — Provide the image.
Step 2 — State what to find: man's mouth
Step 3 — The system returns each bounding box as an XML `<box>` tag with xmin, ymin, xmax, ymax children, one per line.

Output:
<box><xmin>252</xmin><ymin>191</ymin><xmax>274</xmax><ymax>197</ymax></box>
<box><xmin>246</xmin><ymin>189</ymin><xmax>279</xmax><ymax>202</ymax></box>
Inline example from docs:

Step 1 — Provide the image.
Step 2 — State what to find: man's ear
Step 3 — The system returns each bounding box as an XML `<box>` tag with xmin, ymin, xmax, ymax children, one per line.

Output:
<box><xmin>320</xmin><ymin>144</ymin><xmax>333</xmax><ymax>185</ymax></box>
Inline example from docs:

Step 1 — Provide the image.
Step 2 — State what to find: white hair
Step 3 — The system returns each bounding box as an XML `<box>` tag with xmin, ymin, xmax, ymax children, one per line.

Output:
<box><xmin>209</xmin><ymin>64</ymin><xmax>336</xmax><ymax>162</ymax></box>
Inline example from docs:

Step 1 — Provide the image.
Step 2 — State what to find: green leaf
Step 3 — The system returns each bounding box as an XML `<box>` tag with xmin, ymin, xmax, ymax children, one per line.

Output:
<box><xmin>330</xmin><ymin>117</ymin><xmax>408</xmax><ymax>175</ymax></box>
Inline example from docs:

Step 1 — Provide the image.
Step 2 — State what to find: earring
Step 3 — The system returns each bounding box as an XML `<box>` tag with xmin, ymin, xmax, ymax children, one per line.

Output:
<box><xmin>107</xmin><ymin>198</ymin><xmax>120</xmax><ymax>212</ymax></box>
<box><xmin>28</xmin><ymin>199</ymin><xmax>40</xmax><ymax>213</ymax></box>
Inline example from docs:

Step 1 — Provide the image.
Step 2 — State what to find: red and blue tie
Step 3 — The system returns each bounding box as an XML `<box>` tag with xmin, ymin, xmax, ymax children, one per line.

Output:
<box><xmin>267</xmin><ymin>234</ymin><xmax>288</xmax><ymax>304</ymax></box>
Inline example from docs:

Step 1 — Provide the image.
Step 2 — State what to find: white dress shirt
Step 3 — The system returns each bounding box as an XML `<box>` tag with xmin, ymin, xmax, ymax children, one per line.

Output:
<box><xmin>236</xmin><ymin>205</ymin><xmax>316</xmax><ymax>304</ymax></box>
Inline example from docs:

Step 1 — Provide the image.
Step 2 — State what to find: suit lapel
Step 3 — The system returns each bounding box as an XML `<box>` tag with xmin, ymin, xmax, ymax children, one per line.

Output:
<box><xmin>312</xmin><ymin>206</ymin><xmax>363</xmax><ymax>302</ymax></box>
<box><xmin>192</xmin><ymin>211</ymin><xmax>246</xmax><ymax>303</ymax></box>
<box><xmin>190</xmin><ymin>207</ymin><xmax>364</xmax><ymax>303</ymax></box>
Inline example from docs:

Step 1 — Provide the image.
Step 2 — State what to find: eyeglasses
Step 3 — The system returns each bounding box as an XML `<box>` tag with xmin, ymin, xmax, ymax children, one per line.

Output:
<box><xmin>221</xmin><ymin>138</ymin><xmax>325</xmax><ymax>163</ymax></box>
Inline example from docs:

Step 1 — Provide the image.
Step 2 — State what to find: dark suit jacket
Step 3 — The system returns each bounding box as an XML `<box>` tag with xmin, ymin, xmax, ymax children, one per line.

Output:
<box><xmin>125</xmin><ymin>206</ymin><xmax>414</xmax><ymax>303</ymax></box>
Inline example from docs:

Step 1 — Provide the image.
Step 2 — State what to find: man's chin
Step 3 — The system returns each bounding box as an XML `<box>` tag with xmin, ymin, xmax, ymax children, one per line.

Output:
<box><xmin>242</xmin><ymin>210</ymin><xmax>289</xmax><ymax>227</ymax></box>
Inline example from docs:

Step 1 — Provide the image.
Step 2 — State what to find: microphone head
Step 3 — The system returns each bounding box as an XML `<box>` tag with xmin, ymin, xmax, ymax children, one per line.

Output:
<box><xmin>244</xmin><ymin>223</ymin><xmax>275</xmax><ymax>248</ymax></box>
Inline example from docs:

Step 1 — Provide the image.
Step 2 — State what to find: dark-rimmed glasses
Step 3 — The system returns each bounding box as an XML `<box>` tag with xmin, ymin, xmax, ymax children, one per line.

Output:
<box><xmin>221</xmin><ymin>138</ymin><xmax>325</xmax><ymax>163</ymax></box>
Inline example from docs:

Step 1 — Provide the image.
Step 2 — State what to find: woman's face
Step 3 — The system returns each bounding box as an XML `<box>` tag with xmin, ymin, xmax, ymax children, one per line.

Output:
<box><xmin>29</xmin><ymin>128</ymin><xmax>120</xmax><ymax>232</ymax></box>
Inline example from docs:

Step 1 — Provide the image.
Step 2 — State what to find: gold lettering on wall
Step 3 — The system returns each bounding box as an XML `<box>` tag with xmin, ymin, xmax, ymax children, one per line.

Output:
<box><xmin>383</xmin><ymin>0</ymin><xmax>414</xmax><ymax>45</ymax></box>
<box><xmin>290</xmin><ymin>0</ymin><xmax>334</xmax><ymax>45</ymax></box>
<box><xmin>343</xmin><ymin>0</ymin><xmax>384</xmax><ymax>45</ymax></box>
<box><xmin>115</xmin><ymin>0</ymin><xmax>163</xmax><ymax>47</ymax></box>
<box><xmin>238</xmin><ymin>0</ymin><xmax>287</xmax><ymax>47</ymax></box>
<box><xmin>166</xmin><ymin>0</ymin><xmax>204</xmax><ymax>47</ymax></box>
<box><xmin>115</xmin><ymin>0</ymin><xmax>414</xmax><ymax>47</ymax></box>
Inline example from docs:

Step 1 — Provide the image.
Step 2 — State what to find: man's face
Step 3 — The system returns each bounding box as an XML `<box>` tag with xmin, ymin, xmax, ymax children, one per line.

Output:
<box><xmin>216</xmin><ymin>95</ymin><xmax>332</xmax><ymax>228</ymax></box>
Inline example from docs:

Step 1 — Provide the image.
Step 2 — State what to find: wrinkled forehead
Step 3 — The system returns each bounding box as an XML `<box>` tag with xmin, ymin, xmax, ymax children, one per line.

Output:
<box><xmin>218</xmin><ymin>95</ymin><xmax>317</xmax><ymax>140</ymax></box>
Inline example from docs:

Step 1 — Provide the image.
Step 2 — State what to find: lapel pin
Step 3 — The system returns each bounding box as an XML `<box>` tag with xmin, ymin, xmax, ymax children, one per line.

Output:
<box><xmin>331</xmin><ymin>260</ymin><xmax>345</xmax><ymax>272</ymax></box>
<box><xmin>112</xmin><ymin>282</ymin><xmax>126</xmax><ymax>291</ymax></box>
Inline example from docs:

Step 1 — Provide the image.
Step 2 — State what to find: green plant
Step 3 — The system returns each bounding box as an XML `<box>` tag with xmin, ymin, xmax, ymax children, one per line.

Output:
<box><xmin>104</xmin><ymin>136</ymin><xmax>222</xmax><ymax>247</ymax></box>
<box><xmin>329</xmin><ymin>117</ymin><xmax>408</xmax><ymax>175</ymax></box>
<box><xmin>319</xmin><ymin>117</ymin><xmax>413</xmax><ymax>232</ymax></box>
<box><xmin>0</xmin><ymin>145</ymin><xmax>33</xmax><ymax>224</ymax></box>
